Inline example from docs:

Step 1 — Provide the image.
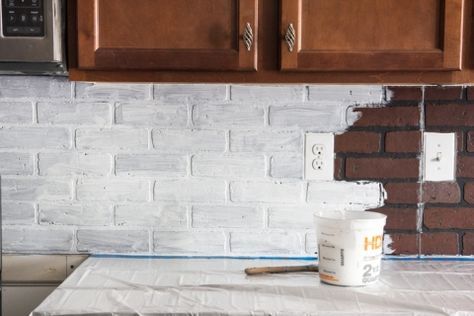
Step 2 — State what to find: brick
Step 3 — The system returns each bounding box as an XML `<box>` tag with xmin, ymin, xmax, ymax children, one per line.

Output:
<box><xmin>464</xmin><ymin>183</ymin><xmax>474</xmax><ymax>203</ymax></box>
<box><xmin>230</xmin><ymin>181</ymin><xmax>302</xmax><ymax>203</ymax></box>
<box><xmin>270</xmin><ymin>154</ymin><xmax>303</xmax><ymax>179</ymax></box>
<box><xmin>38</xmin><ymin>101</ymin><xmax>110</xmax><ymax>125</ymax></box>
<box><xmin>230</xmin><ymin>232</ymin><xmax>301</xmax><ymax>254</ymax></box>
<box><xmin>2</xmin><ymin>202</ymin><xmax>35</xmax><ymax>225</ymax></box>
<box><xmin>335</xmin><ymin>131</ymin><xmax>380</xmax><ymax>153</ymax></box>
<box><xmin>115</xmin><ymin>204</ymin><xmax>186</xmax><ymax>227</ymax></box>
<box><xmin>231</xmin><ymin>85</ymin><xmax>305</xmax><ymax>103</ymax></box>
<box><xmin>2</xmin><ymin>178</ymin><xmax>71</xmax><ymax>201</ymax></box>
<box><xmin>374</xmin><ymin>207</ymin><xmax>417</xmax><ymax>230</ymax></box>
<box><xmin>354</xmin><ymin>106</ymin><xmax>419</xmax><ymax>127</ymax></box>
<box><xmin>334</xmin><ymin>157</ymin><xmax>344</xmax><ymax>180</ymax></box>
<box><xmin>0</xmin><ymin>101</ymin><xmax>32</xmax><ymax>123</ymax></box>
<box><xmin>457</xmin><ymin>156</ymin><xmax>474</xmax><ymax>178</ymax></box>
<box><xmin>2</xmin><ymin>228</ymin><xmax>73</xmax><ymax>252</ymax></box>
<box><xmin>152</xmin><ymin>129</ymin><xmax>225</xmax><ymax>153</ymax></box>
<box><xmin>385</xmin><ymin>182</ymin><xmax>419</xmax><ymax>204</ymax></box>
<box><xmin>76</xmin><ymin>82</ymin><xmax>150</xmax><ymax>100</ymax></box>
<box><xmin>385</xmin><ymin>131</ymin><xmax>421</xmax><ymax>153</ymax></box>
<box><xmin>154</xmin><ymin>84</ymin><xmax>226</xmax><ymax>103</ymax></box>
<box><xmin>116</xmin><ymin>154</ymin><xmax>186</xmax><ymax>177</ymax></box>
<box><xmin>0</xmin><ymin>153</ymin><xmax>34</xmax><ymax>175</ymax></box>
<box><xmin>307</xmin><ymin>181</ymin><xmax>384</xmax><ymax>210</ymax></box>
<box><xmin>153</xmin><ymin>231</ymin><xmax>225</xmax><ymax>254</ymax></box>
<box><xmin>466</xmin><ymin>131</ymin><xmax>474</xmax><ymax>152</ymax></box>
<box><xmin>39</xmin><ymin>203</ymin><xmax>112</xmax><ymax>226</ymax></box>
<box><xmin>155</xmin><ymin>179</ymin><xmax>225</xmax><ymax>202</ymax></box>
<box><xmin>424</xmin><ymin>208</ymin><xmax>474</xmax><ymax>229</ymax></box>
<box><xmin>39</xmin><ymin>153</ymin><xmax>111</xmax><ymax>176</ymax></box>
<box><xmin>268</xmin><ymin>207</ymin><xmax>314</xmax><ymax>229</ymax></box>
<box><xmin>424</xmin><ymin>86</ymin><xmax>463</xmax><ymax>101</ymax></box>
<box><xmin>230</xmin><ymin>130</ymin><xmax>301</xmax><ymax>152</ymax></box>
<box><xmin>385</xmin><ymin>86</ymin><xmax>422</xmax><ymax>101</ymax></box>
<box><xmin>269</xmin><ymin>104</ymin><xmax>349</xmax><ymax>130</ymax></box>
<box><xmin>308</xmin><ymin>85</ymin><xmax>384</xmax><ymax>104</ymax></box>
<box><xmin>77</xmin><ymin>230</ymin><xmax>149</xmax><ymax>253</ymax></box>
<box><xmin>384</xmin><ymin>233</ymin><xmax>418</xmax><ymax>255</ymax></box>
<box><xmin>346</xmin><ymin>158</ymin><xmax>419</xmax><ymax>179</ymax></box>
<box><xmin>467</xmin><ymin>87</ymin><xmax>474</xmax><ymax>101</ymax></box>
<box><xmin>426</xmin><ymin>104</ymin><xmax>474</xmax><ymax>127</ymax></box>
<box><xmin>0</xmin><ymin>127</ymin><xmax>70</xmax><ymax>149</ymax></box>
<box><xmin>0</xmin><ymin>76</ymin><xmax>71</xmax><ymax>98</ymax></box>
<box><xmin>116</xmin><ymin>102</ymin><xmax>187</xmax><ymax>127</ymax></box>
<box><xmin>463</xmin><ymin>232</ymin><xmax>474</xmax><ymax>255</ymax></box>
<box><xmin>192</xmin><ymin>205</ymin><xmax>262</xmax><ymax>228</ymax></box>
<box><xmin>192</xmin><ymin>154</ymin><xmax>264</xmax><ymax>178</ymax></box>
<box><xmin>421</xmin><ymin>232</ymin><xmax>458</xmax><ymax>255</ymax></box>
<box><xmin>77</xmin><ymin>179</ymin><xmax>149</xmax><ymax>202</ymax></box>
<box><xmin>422</xmin><ymin>182</ymin><xmax>461</xmax><ymax>203</ymax></box>
<box><xmin>76</xmin><ymin>128</ymin><xmax>148</xmax><ymax>151</ymax></box>
<box><xmin>194</xmin><ymin>103</ymin><xmax>264</xmax><ymax>128</ymax></box>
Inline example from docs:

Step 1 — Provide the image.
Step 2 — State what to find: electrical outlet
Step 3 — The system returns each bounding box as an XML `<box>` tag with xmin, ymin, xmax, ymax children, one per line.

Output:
<box><xmin>305</xmin><ymin>133</ymin><xmax>334</xmax><ymax>180</ymax></box>
<box><xmin>424</xmin><ymin>132</ymin><xmax>456</xmax><ymax>181</ymax></box>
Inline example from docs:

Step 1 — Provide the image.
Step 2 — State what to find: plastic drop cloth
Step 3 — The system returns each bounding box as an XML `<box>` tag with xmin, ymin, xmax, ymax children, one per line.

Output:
<box><xmin>31</xmin><ymin>257</ymin><xmax>474</xmax><ymax>316</ymax></box>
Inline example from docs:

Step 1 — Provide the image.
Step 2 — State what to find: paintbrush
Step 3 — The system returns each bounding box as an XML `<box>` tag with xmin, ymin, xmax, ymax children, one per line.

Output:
<box><xmin>244</xmin><ymin>264</ymin><xmax>319</xmax><ymax>275</ymax></box>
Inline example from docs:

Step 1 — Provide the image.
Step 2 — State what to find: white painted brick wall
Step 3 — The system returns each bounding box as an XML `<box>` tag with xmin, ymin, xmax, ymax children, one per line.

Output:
<box><xmin>0</xmin><ymin>77</ymin><xmax>387</xmax><ymax>256</ymax></box>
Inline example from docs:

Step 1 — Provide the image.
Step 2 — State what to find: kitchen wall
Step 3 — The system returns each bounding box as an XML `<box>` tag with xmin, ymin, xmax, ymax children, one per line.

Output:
<box><xmin>0</xmin><ymin>77</ymin><xmax>472</xmax><ymax>256</ymax></box>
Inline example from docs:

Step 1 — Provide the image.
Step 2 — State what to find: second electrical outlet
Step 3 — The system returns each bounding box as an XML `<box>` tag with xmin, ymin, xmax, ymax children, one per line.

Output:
<box><xmin>305</xmin><ymin>133</ymin><xmax>334</xmax><ymax>180</ymax></box>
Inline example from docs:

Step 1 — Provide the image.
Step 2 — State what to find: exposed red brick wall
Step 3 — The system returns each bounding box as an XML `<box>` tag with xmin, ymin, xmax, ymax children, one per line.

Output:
<box><xmin>336</xmin><ymin>86</ymin><xmax>474</xmax><ymax>256</ymax></box>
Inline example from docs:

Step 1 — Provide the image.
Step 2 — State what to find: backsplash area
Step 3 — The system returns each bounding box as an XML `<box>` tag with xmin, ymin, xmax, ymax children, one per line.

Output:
<box><xmin>0</xmin><ymin>77</ymin><xmax>472</xmax><ymax>256</ymax></box>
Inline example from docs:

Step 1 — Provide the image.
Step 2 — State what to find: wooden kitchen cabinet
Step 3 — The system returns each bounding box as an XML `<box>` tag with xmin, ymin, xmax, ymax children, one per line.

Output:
<box><xmin>76</xmin><ymin>0</ymin><xmax>258</xmax><ymax>70</ymax></box>
<box><xmin>280</xmin><ymin>0</ymin><xmax>464</xmax><ymax>71</ymax></box>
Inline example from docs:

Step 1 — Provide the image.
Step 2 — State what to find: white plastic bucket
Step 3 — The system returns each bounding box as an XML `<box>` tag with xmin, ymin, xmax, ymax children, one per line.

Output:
<box><xmin>314</xmin><ymin>210</ymin><xmax>387</xmax><ymax>286</ymax></box>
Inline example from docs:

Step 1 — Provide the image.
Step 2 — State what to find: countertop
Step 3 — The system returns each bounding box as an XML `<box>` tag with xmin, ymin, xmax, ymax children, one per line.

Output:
<box><xmin>31</xmin><ymin>256</ymin><xmax>474</xmax><ymax>316</ymax></box>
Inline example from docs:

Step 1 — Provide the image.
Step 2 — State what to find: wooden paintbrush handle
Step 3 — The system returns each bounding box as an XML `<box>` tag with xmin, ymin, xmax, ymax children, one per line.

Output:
<box><xmin>245</xmin><ymin>265</ymin><xmax>318</xmax><ymax>275</ymax></box>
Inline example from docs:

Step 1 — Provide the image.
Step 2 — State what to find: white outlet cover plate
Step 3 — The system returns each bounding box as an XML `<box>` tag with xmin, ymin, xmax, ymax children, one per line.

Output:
<box><xmin>305</xmin><ymin>133</ymin><xmax>334</xmax><ymax>180</ymax></box>
<box><xmin>424</xmin><ymin>132</ymin><xmax>456</xmax><ymax>182</ymax></box>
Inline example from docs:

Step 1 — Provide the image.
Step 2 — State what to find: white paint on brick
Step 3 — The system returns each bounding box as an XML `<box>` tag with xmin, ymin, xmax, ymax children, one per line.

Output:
<box><xmin>0</xmin><ymin>76</ymin><xmax>71</xmax><ymax>99</ymax></box>
<box><xmin>192</xmin><ymin>154</ymin><xmax>264</xmax><ymax>178</ymax></box>
<box><xmin>77</xmin><ymin>179</ymin><xmax>149</xmax><ymax>202</ymax></box>
<box><xmin>2</xmin><ymin>178</ymin><xmax>72</xmax><ymax>201</ymax></box>
<box><xmin>39</xmin><ymin>203</ymin><xmax>112</xmax><ymax>226</ymax></box>
<box><xmin>77</xmin><ymin>230</ymin><xmax>149</xmax><ymax>253</ymax></box>
<box><xmin>270</xmin><ymin>154</ymin><xmax>303</xmax><ymax>179</ymax></box>
<box><xmin>193</xmin><ymin>103</ymin><xmax>264</xmax><ymax>128</ymax></box>
<box><xmin>307</xmin><ymin>181</ymin><xmax>385</xmax><ymax>210</ymax></box>
<box><xmin>0</xmin><ymin>152</ymin><xmax>34</xmax><ymax>175</ymax></box>
<box><xmin>154</xmin><ymin>84</ymin><xmax>227</xmax><ymax>103</ymax></box>
<box><xmin>155</xmin><ymin>179</ymin><xmax>225</xmax><ymax>202</ymax></box>
<box><xmin>116</xmin><ymin>154</ymin><xmax>186</xmax><ymax>177</ymax></box>
<box><xmin>269</xmin><ymin>103</ymin><xmax>349</xmax><ymax>131</ymax></box>
<box><xmin>37</xmin><ymin>101</ymin><xmax>110</xmax><ymax>125</ymax></box>
<box><xmin>0</xmin><ymin>101</ymin><xmax>32</xmax><ymax>123</ymax></box>
<box><xmin>383</xmin><ymin>234</ymin><xmax>395</xmax><ymax>255</ymax></box>
<box><xmin>76</xmin><ymin>128</ymin><xmax>148</xmax><ymax>151</ymax></box>
<box><xmin>230</xmin><ymin>232</ymin><xmax>301</xmax><ymax>254</ymax></box>
<box><xmin>305</xmin><ymin>232</ymin><xmax>317</xmax><ymax>255</ymax></box>
<box><xmin>230</xmin><ymin>130</ymin><xmax>301</xmax><ymax>152</ymax></box>
<box><xmin>2</xmin><ymin>227</ymin><xmax>73</xmax><ymax>252</ymax></box>
<box><xmin>231</xmin><ymin>85</ymin><xmax>305</xmax><ymax>103</ymax></box>
<box><xmin>2</xmin><ymin>202</ymin><xmax>35</xmax><ymax>225</ymax></box>
<box><xmin>192</xmin><ymin>205</ymin><xmax>262</xmax><ymax>228</ymax></box>
<box><xmin>230</xmin><ymin>181</ymin><xmax>302</xmax><ymax>203</ymax></box>
<box><xmin>0</xmin><ymin>127</ymin><xmax>70</xmax><ymax>149</ymax></box>
<box><xmin>268</xmin><ymin>207</ymin><xmax>314</xmax><ymax>229</ymax></box>
<box><xmin>115</xmin><ymin>204</ymin><xmax>187</xmax><ymax>227</ymax></box>
<box><xmin>116</xmin><ymin>102</ymin><xmax>187</xmax><ymax>127</ymax></box>
<box><xmin>153</xmin><ymin>231</ymin><xmax>225</xmax><ymax>254</ymax></box>
<box><xmin>152</xmin><ymin>129</ymin><xmax>225</xmax><ymax>153</ymax></box>
<box><xmin>38</xmin><ymin>153</ymin><xmax>111</xmax><ymax>176</ymax></box>
<box><xmin>76</xmin><ymin>83</ymin><xmax>150</xmax><ymax>100</ymax></box>
<box><xmin>308</xmin><ymin>85</ymin><xmax>384</xmax><ymax>105</ymax></box>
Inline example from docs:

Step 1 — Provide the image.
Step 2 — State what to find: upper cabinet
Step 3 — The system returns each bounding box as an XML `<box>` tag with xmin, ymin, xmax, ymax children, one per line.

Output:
<box><xmin>77</xmin><ymin>0</ymin><xmax>258</xmax><ymax>70</ymax></box>
<box><xmin>280</xmin><ymin>0</ymin><xmax>464</xmax><ymax>71</ymax></box>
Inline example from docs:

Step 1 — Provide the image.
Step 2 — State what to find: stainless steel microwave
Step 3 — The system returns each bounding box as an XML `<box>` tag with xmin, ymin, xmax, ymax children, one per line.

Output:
<box><xmin>0</xmin><ymin>0</ymin><xmax>66</xmax><ymax>74</ymax></box>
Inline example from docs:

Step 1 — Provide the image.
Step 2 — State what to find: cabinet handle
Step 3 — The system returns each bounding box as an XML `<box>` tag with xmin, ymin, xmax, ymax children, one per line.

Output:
<box><xmin>243</xmin><ymin>22</ymin><xmax>254</xmax><ymax>51</ymax></box>
<box><xmin>285</xmin><ymin>23</ymin><xmax>296</xmax><ymax>52</ymax></box>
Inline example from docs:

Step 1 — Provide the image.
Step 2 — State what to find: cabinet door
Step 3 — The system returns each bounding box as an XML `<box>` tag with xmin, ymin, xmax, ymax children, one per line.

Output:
<box><xmin>280</xmin><ymin>0</ymin><xmax>463</xmax><ymax>71</ymax></box>
<box><xmin>77</xmin><ymin>0</ymin><xmax>258</xmax><ymax>71</ymax></box>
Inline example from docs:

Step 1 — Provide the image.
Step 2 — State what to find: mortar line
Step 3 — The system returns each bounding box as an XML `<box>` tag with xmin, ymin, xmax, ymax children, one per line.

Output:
<box><xmin>417</xmin><ymin>86</ymin><xmax>426</xmax><ymax>257</ymax></box>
